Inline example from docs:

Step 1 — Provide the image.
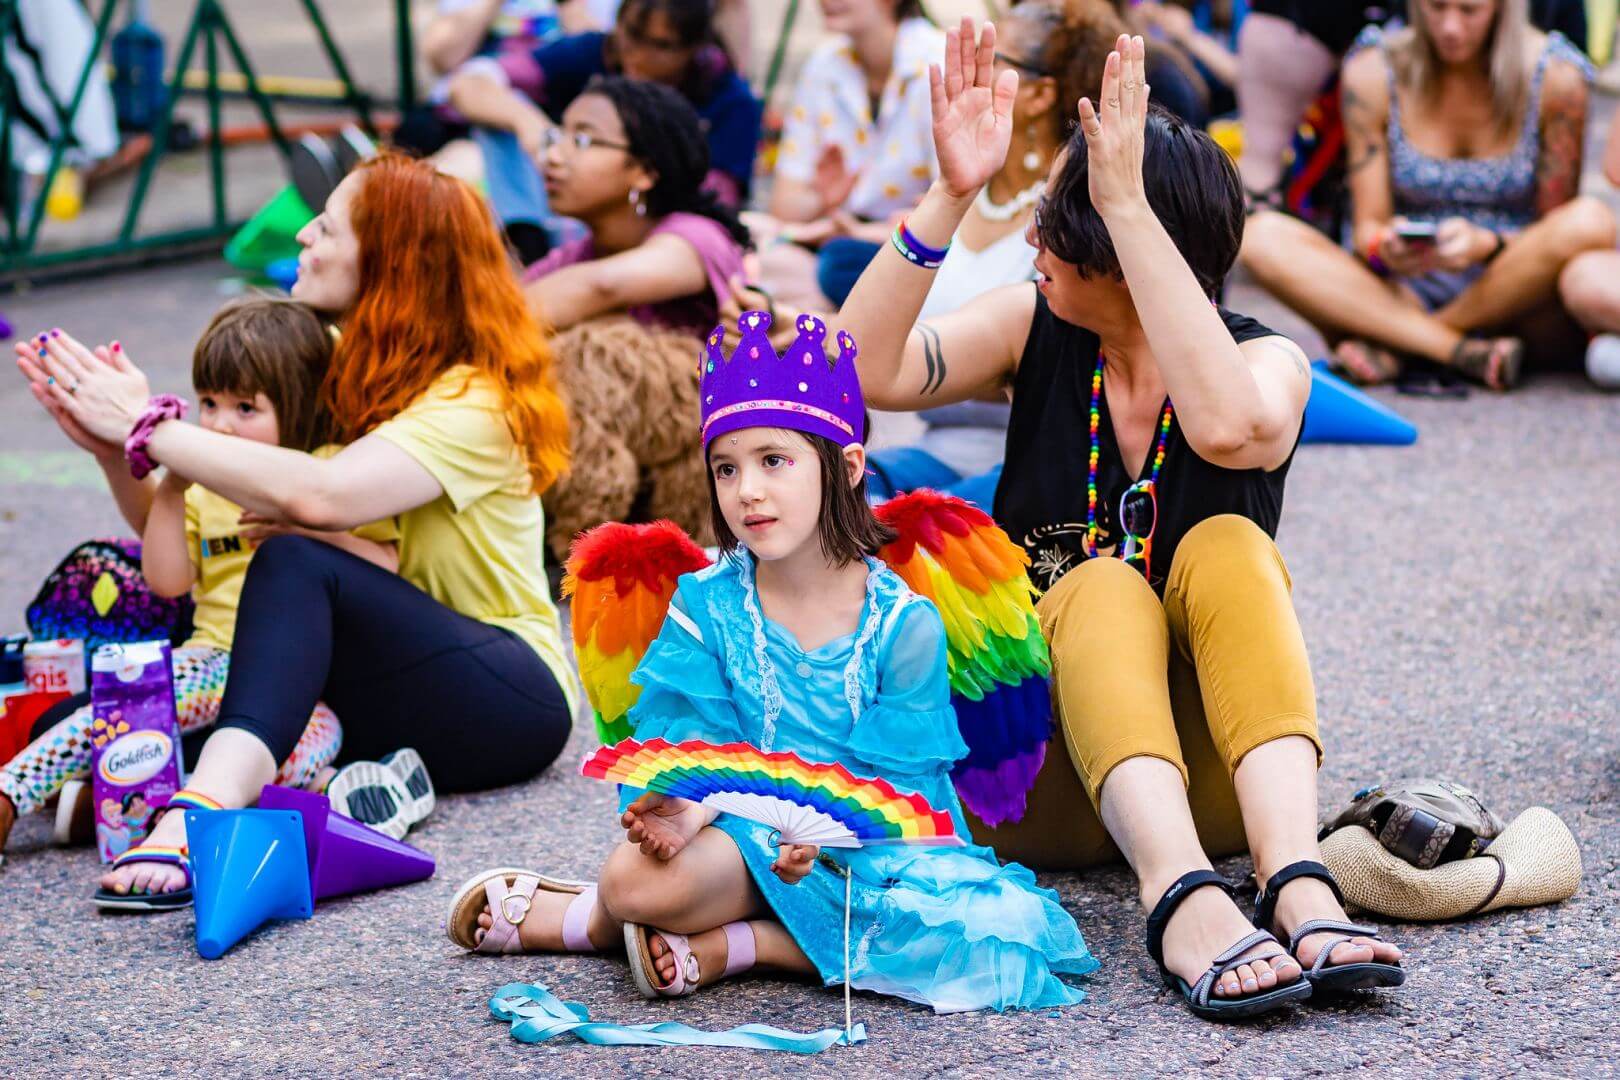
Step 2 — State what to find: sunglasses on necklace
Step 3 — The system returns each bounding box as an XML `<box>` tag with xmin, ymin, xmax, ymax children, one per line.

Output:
<box><xmin>1117</xmin><ymin>479</ymin><xmax>1159</xmax><ymax>579</ymax></box>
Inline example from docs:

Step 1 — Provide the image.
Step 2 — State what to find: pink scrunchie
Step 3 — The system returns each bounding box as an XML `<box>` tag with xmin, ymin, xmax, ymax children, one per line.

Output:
<box><xmin>124</xmin><ymin>395</ymin><xmax>189</xmax><ymax>479</ymax></box>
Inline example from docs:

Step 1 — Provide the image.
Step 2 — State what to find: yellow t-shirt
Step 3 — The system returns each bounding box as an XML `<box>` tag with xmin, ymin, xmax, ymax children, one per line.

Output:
<box><xmin>369</xmin><ymin>365</ymin><xmax>580</xmax><ymax>714</ymax></box>
<box><xmin>183</xmin><ymin>445</ymin><xmax>400</xmax><ymax>652</ymax></box>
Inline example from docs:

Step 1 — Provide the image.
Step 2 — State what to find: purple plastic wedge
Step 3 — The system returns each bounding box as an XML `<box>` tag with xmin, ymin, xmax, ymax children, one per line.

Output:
<box><xmin>258</xmin><ymin>784</ymin><xmax>435</xmax><ymax>901</ymax></box>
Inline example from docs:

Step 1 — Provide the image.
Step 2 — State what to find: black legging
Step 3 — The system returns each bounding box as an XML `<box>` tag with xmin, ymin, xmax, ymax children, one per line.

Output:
<box><xmin>215</xmin><ymin>535</ymin><xmax>572</xmax><ymax>793</ymax></box>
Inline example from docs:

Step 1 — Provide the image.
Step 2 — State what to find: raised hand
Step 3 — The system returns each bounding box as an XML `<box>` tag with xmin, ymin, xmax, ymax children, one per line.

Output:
<box><xmin>1076</xmin><ymin>35</ymin><xmax>1151</xmax><ymax>220</ymax></box>
<box><xmin>929</xmin><ymin>17</ymin><xmax>1019</xmax><ymax>200</ymax></box>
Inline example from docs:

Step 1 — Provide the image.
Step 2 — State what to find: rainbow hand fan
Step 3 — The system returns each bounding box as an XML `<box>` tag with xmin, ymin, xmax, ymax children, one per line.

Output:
<box><xmin>581</xmin><ymin>738</ymin><xmax>963</xmax><ymax>849</ymax></box>
<box><xmin>564</xmin><ymin>522</ymin><xmax>713</xmax><ymax>744</ymax></box>
<box><xmin>874</xmin><ymin>491</ymin><xmax>1053</xmax><ymax>828</ymax></box>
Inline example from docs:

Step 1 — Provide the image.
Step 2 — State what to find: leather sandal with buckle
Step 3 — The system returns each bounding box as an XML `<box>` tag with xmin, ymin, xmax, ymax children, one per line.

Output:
<box><xmin>445</xmin><ymin>866</ymin><xmax>597</xmax><ymax>954</ymax></box>
<box><xmin>1146</xmin><ymin>869</ymin><xmax>1313</xmax><ymax>1021</ymax></box>
<box><xmin>1254</xmin><ymin>859</ymin><xmax>1405</xmax><ymax>994</ymax></box>
<box><xmin>625</xmin><ymin>920</ymin><xmax>757</xmax><ymax>999</ymax></box>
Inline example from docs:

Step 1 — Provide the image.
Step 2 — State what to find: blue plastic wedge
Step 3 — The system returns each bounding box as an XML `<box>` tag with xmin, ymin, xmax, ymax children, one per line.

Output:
<box><xmin>186</xmin><ymin>808</ymin><xmax>314</xmax><ymax>959</ymax></box>
<box><xmin>1301</xmin><ymin>362</ymin><xmax>1419</xmax><ymax>445</ymax></box>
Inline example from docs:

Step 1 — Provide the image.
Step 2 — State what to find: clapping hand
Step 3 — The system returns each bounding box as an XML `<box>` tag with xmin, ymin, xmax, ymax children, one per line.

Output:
<box><xmin>929</xmin><ymin>17</ymin><xmax>1019</xmax><ymax>200</ymax></box>
<box><xmin>1076</xmin><ymin>35</ymin><xmax>1151</xmax><ymax>221</ymax></box>
<box><xmin>17</xmin><ymin>330</ymin><xmax>151</xmax><ymax>446</ymax></box>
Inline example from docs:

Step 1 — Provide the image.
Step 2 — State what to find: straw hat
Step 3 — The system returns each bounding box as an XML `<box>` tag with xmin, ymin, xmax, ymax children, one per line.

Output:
<box><xmin>1320</xmin><ymin>806</ymin><xmax>1583</xmax><ymax>922</ymax></box>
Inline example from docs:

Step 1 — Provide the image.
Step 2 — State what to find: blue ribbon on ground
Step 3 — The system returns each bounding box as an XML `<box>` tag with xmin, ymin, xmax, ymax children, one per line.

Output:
<box><xmin>489</xmin><ymin>983</ymin><xmax>866</xmax><ymax>1054</ymax></box>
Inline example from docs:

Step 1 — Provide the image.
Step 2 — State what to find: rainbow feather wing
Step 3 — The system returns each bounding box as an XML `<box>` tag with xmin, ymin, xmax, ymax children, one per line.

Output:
<box><xmin>563</xmin><ymin>522</ymin><xmax>713</xmax><ymax>745</ymax></box>
<box><xmin>581</xmin><ymin>738</ymin><xmax>962</xmax><ymax>848</ymax></box>
<box><xmin>875</xmin><ymin>491</ymin><xmax>1052</xmax><ymax>828</ymax></box>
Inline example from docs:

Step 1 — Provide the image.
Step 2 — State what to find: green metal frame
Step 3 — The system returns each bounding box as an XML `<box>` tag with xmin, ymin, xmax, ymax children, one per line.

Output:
<box><xmin>0</xmin><ymin>0</ymin><xmax>415</xmax><ymax>282</ymax></box>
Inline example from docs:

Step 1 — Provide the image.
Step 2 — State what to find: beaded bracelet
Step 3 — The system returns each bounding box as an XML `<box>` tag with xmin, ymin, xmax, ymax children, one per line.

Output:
<box><xmin>1365</xmin><ymin>233</ymin><xmax>1388</xmax><ymax>276</ymax></box>
<box><xmin>124</xmin><ymin>395</ymin><xmax>189</xmax><ymax>480</ymax></box>
<box><xmin>890</xmin><ymin>218</ymin><xmax>950</xmax><ymax>270</ymax></box>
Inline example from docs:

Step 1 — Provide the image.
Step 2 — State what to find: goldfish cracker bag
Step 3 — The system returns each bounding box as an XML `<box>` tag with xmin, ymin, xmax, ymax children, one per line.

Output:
<box><xmin>89</xmin><ymin>641</ymin><xmax>183</xmax><ymax>862</ymax></box>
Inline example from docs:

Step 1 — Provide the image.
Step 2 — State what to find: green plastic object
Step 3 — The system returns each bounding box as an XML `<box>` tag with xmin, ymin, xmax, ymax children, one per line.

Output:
<box><xmin>223</xmin><ymin>184</ymin><xmax>314</xmax><ymax>272</ymax></box>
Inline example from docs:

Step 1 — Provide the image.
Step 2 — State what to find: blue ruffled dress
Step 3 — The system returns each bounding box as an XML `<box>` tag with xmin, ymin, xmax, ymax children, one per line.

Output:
<box><xmin>622</xmin><ymin>554</ymin><xmax>1098</xmax><ymax>1014</ymax></box>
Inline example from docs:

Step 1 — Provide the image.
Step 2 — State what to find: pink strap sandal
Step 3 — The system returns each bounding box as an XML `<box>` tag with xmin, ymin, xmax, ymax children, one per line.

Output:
<box><xmin>625</xmin><ymin>920</ymin><xmax>756</xmax><ymax>998</ymax></box>
<box><xmin>444</xmin><ymin>866</ymin><xmax>597</xmax><ymax>954</ymax></box>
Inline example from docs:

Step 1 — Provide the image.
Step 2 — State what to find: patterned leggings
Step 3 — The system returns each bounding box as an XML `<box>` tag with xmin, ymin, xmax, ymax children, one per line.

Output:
<box><xmin>0</xmin><ymin>644</ymin><xmax>341</xmax><ymax>817</ymax></box>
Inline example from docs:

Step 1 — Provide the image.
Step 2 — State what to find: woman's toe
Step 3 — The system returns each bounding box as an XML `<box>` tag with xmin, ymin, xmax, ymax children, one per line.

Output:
<box><xmin>474</xmin><ymin>927</ymin><xmax>486</xmax><ymax>946</ymax></box>
<box><xmin>1327</xmin><ymin>939</ymin><xmax>1376</xmax><ymax>967</ymax></box>
<box><xmin>476</xmin><ymin>910</ymin><xmax>493</xmax><ymax>930</ymax></box>
<box><xmin>1253</xmin><ymin>959</ymin><xmax>1279</xmax><ymax>990</ymax></box>
<box><xmin>1217</xmin><ymin>970</ymin><xmax>1242</xmax><ymax>998</ymax></box>
<box><xmin>1233</xmin><ymin>962</ymin><xmax>1260</xmax><ymax>994</ymax></box>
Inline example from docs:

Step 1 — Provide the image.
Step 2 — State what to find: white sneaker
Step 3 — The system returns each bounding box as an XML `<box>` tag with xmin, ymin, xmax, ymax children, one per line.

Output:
<box><xmin>325</xmin><ymin>761</ymin><xmax>414</xmax><ymax>840</ymax></box>
<box><xmin>381</xmin><ymin>747</ymin><xmax>435</xmax><ymax>825</ymax></box>
<box><xmin>1586</xmin><ymin>334</ymin><xmax>1620</xmax><ymax>390</ymax></box>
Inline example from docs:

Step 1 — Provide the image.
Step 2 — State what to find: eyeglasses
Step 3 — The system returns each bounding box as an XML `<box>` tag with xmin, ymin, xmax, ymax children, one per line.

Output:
<box><xmin>541</xmin><ymin>127</ymin><xmax>633</xmax><ymax>154</ymax></box>
<box><xmin>995</xmin><ymin>51</ymin><xmax>1052</xmax><ymax>76</ymax></box>
<box><xmin>618</xmin><ymin>24</ymin><xmax>690</xmax><ymax>54</ymax></box>
<box><xmin>1117</xmin><ymin>480</ymin><xmax>1159</xmax><ymax>579</ymax></box>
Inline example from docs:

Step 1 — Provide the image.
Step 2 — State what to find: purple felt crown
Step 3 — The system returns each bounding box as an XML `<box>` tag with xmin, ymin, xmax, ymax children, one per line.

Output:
<box><xmin>700</xmin><ymin>311</ymin><xmax>865</xmax><ymax>448</ymax></box>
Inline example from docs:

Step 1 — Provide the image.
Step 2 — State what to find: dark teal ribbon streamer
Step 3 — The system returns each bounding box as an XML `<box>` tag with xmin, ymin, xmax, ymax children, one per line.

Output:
<box><xmin>489</xmin><ymin>983</ymin><xmax>867</xmax><ymax>1054</ymax></box>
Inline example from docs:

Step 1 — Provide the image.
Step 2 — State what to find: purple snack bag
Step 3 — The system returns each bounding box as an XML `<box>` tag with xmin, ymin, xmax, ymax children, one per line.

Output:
<box><xmin>90</xmin><ymin>641</ymin><xmax>183</xmax><ymax>863</ymax></box>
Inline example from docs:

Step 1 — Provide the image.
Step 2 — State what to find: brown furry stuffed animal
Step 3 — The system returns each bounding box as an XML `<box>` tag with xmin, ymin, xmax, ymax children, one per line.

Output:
<box><xmin>543</xmin><ymin>318</ymin><xmax>713</xmax><ymax>560</ymax></box>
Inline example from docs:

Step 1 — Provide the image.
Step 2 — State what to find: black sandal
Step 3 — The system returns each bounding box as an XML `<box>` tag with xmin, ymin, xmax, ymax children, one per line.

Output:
<box><xmin>1146</xmin><ymin>869</ymin><xmax>1313</xmax><ymax>1021</ymax></box>
<box><xmin>1254</xmin><ymin>860</ymin><xmax>1406</xmax><ymax>994</ymax></box>
<box><xmin>1449</xmin><ymin>336</ymin><xmax>1524</xmax><ymax>391</ymax></box>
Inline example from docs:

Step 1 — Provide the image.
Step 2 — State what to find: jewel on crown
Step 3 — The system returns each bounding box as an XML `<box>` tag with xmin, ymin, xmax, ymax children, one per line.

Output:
<box><xmin>699</xmin><ymin>311</ymin><xmax>866</xmax><ymax>448</ymax></box>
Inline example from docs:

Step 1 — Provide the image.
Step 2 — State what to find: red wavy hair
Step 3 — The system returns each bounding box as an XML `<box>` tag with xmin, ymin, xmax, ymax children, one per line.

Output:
<box><xmin>326</xmin><ymin>152</ymin><xmax>569</xmax><ymax>495</ymax></box>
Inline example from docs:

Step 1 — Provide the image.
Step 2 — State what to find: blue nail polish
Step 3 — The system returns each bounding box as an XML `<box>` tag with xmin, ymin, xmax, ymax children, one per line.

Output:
<box><xmin>46</xmin><ymin>376</ymin><xmax>55</xmax><ymax>385</ymax></box>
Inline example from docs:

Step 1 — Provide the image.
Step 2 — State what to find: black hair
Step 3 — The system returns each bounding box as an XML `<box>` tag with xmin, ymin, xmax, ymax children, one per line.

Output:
<box><xmin>708</xmin><ymin>429</ymin><xmax>896</xmax><ymax>566</ymax></box>
<box><xmin>584</xmin><ymin>75</ymin><xmax>750</xmax><ymax>248</ymax></box>
<box><xmin>896</xmin><ymin>0</ymin><xmax>924</xmax><ymax>18</ymax></box>
<box><xmin>610</xmin><ymin>0</ymin><xmax>731</xmax><ymax>86</ymax></box>
<box><xmin>1037</xmin><ymin>105</ymin><xmax>1243</xmax><ymax>298</ymax></box>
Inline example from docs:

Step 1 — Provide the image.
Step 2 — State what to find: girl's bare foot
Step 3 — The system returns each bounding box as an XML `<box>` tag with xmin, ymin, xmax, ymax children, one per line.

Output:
<box><xmin>97</xmin><ymin>808</ymin><xmax>189</xmax><ymax>895</ymax></box>
<box><xmin>621</xmin><ymin>793</ymin><xmax>709</xmax><ymax>860</ymax></box>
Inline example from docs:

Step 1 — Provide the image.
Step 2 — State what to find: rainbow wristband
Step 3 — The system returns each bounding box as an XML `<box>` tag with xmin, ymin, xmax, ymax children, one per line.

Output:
<box><xmin>891</xmin><ymin>218</ymin><xmax>949</xmax><ymax>269</ymax></box>
<box><xmin>124</xmin><ymin>394</ymin><xmax>188</xmax><ymax>480</ymax></box>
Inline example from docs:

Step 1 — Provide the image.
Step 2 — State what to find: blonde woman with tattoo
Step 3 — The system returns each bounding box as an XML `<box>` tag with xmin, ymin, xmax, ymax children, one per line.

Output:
<box><xmin>1240</xmin><ymin>0</ymin><xmax>1613</xmax><ymax>391</ymax></box>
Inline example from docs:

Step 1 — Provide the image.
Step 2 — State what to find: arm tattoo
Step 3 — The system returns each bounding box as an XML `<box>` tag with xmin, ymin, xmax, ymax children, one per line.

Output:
<box><xmin>1535</xmin><ymin>65</ymin><xmax>1587</xmax><ymax>215</ymax></box>
<box><xmin>1340</xmin><ymin>84</ymin><xmax>1386</xmax><ymax>176</ymax></box>
<box><xmin>917</xmin><ymin>322</ymin><xmax>947</xmax><ymax>396</ymax></box>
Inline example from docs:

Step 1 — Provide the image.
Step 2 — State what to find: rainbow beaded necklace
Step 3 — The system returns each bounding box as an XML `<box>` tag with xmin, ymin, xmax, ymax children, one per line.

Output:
<box><xmin>1084</xmin><ymin>351</ymin><xmax>1174</xmax><ymax>562</ymax></box>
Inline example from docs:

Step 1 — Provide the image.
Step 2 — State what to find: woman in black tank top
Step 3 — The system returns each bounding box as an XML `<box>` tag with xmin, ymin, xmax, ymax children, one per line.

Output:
<box><xmin>838</xmin><ymin>26</ymin><xmax>1403</xmax><ymax>1019</ymax></box>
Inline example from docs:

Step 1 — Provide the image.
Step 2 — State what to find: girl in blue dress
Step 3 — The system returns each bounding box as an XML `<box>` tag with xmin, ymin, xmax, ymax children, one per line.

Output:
<box><xmin>449</xmin><ymin>312</ymin><xmax>1096</xmax><ymax>1014</ymax></box>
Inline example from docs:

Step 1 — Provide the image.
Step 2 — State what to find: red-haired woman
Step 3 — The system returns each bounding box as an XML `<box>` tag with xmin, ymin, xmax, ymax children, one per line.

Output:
<box><xmin>18</xmin><ymin>155</ymin><xmax>577</xmax><ymax>906</ymax></box>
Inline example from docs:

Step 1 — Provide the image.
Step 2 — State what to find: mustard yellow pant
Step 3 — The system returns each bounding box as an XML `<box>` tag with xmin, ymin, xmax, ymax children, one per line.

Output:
<box><xmin>969</xmin><ymin>515</ymin><xmax>1322</xmax><ymax>870</ymax></box>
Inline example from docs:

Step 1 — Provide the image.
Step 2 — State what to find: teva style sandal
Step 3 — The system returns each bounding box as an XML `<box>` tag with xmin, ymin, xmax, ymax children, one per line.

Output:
<box><xmin>1254</xmin><ymin>860</ymin><xmax>1405</xmax><ymax>994</ymax></box>
<box><xmin>92</xmin><ymin>789</ymin><xmax>220</xmax><ymax>912</ymax></box>
<box><xmin>380</xmin><ymin>747</ymin><xmax>435</xmax><ymax>825</ymax></box>
<box><xmin>445</xmin><ymin>867</ymin><xmax>597</xmax><ymax>954</ymax></box>
<box><xmin>1449</xmin><ymin>336</ymin><xmax>1523</xmax><ymax>391</ymax></box>
<box><xmin>1332</xmin><ymin>339</ymin><xmax>1404</xmax><ymax>385</ymax></box>
<box><xmin>1145</xmin><ymin>869</ymin><xmax>1314</xmax><ymax>1021</ymax></box>
<box><xmin>625</xmin><ymin>920</ymin><xmax>756</xmax><ymax>999</ymax></box>
<box><xmin>326</xmin><ymin>759</ymin><xmax>415</xmax><ymax>840</ymax></box>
